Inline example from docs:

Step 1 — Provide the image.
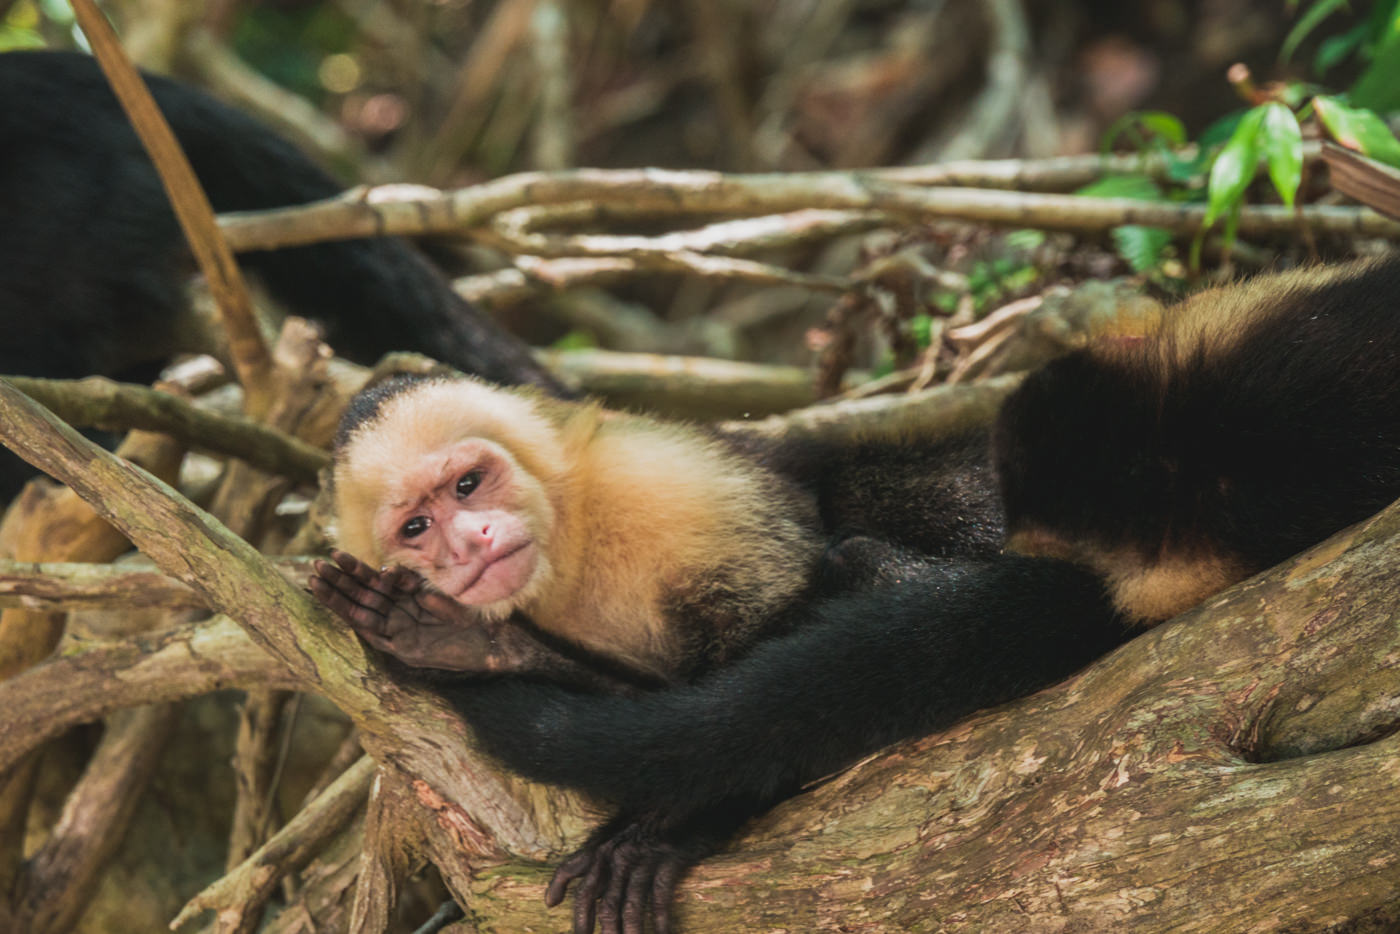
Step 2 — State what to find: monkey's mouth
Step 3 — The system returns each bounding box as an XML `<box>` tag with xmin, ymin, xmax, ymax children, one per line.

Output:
<box><xmin>454</xmin><ymin>541</ymin><xmax>536</xmax><ymax>604</ymax></box>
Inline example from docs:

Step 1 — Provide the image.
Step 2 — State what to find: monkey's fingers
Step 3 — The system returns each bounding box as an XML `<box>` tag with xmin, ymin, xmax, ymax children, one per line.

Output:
<box><xmin>309</xmin><ymin>574</ymin><xmax>387</xmax><ymax>636</ymax></box>
<box><xmin>614</xmin><ymin>842</ymin><xmax>661</xmax><ymax>934</ymax></box>
<box><xmin>413</xmin><ymin>586</ymin><xmax>473</xmax><ymax>623</ymax></box>
<box><xmin>329</xmin><ymin>549</ymin><xmax>402</xmax><ymax>598</ymax></box>
<box><xmin>310</xmin><ymin>563</ymin><xmax>414</xmax><ymax>640</ymax></box>
<box><xmin>329</xmin><ymin>549</ymin><xmax>373</xmax><ymax>577</ymax></box>
<box><xmin>546</xmin><ymin>848</ymin><xmax>593</xmax><ymax>908</ymax></box>
<box><xmin>650</xmin><ymin>860</ymin><xmax>682</xmax><ymax>934</ymax></box>
<box><xmin>381</xmin><ymin>565</ymin><xmax>427</xmax><ymax>594</ymax></box>
<box><xmin>570</xmin><ymin>848</ymin><xmax>611</xmax><ymax>934</ymax></box>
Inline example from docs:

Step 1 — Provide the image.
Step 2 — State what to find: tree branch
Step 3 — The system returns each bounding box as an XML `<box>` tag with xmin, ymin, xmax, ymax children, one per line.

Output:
<box><xmin>173</xmin><ymin>755</ymin><xmax>376</xmax><ymax>933</ymax></box>
<box><xmin>0</xmin><ymin>378</ymin><xmax>582</xmax><ymax>859</ymax></box>
<box><xmin>461</xmin><ymin>499</ymin><xmax>1400</xmax><ymax>930</ymax></box>
<box><xmin>3</xmin><ymin>376</ymin><xmax>328</xmax><ymax>484</ymax></box>
<box><xmin>218</xmin><ymin>167</ymin><xmax>1400</xmax><ymax>253</ymax></box>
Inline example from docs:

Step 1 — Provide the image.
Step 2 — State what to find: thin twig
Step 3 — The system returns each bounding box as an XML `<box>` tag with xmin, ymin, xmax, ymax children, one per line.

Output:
<box><xmin>72</xmin><ymin>0</ymin><xmax>271</xmax><ymax>399</ymax></box>
<box><xmin>4</xmin><ymin>376</ymin><xmax>328</xmax><ymax>484</ymax></box>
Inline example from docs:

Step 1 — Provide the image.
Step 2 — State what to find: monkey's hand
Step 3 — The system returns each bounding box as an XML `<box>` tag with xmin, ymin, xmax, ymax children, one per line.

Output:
<box><xmin>310</xmin><ymin>550</ymin><xmax>507</xmax><ymax>672</ymax></box>
<box><xmin>546</xmin><ymin>808</ymin><xmax>742</xmax><ymax>934</ymax></box>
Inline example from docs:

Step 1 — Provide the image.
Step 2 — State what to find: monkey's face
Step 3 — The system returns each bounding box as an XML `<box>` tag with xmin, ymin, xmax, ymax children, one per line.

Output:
<box><xmin>373</xmin><ymin>437</ymin><xmax>556</xmax><ymax>618</ymax></box>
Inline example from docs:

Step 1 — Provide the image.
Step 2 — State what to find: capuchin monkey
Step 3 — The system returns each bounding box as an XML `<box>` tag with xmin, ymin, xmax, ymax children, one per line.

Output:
<box><xmin>315</xmin><ymin>257</ymin><xmax>1400</xmax><ymax>934</ymax></box>
<box><xmin>310</xmin><ymin>374</ymin><xmax>1125</xmax><ymax>933</ymax></box>
<box><xmin>310</xmin><ymin>373</ymin><xmax>1012</xmax><ymax>690</ymax></box>
<box><xmin>0</xmin><ymin>49</ymin><xmax>565</xmax><ymax>499</ymax></box>
<box><xmin>313</xmin><ymin>374</ymin><xmax>827</xmax><ymax>688</ymax></box>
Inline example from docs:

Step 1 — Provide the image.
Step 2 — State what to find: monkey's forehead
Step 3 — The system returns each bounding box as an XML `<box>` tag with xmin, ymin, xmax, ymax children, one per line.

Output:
<box><xmin>338</xmin><ymin>381</ymin><xmax>567</xmax><ymax>482</ymax></box>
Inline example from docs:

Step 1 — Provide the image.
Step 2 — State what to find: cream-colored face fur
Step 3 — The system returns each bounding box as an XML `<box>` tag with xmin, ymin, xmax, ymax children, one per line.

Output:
<box><xmin>333</xmin><ymin>380</ymin><xmax>565</xmax><ymax>620</ymax></box>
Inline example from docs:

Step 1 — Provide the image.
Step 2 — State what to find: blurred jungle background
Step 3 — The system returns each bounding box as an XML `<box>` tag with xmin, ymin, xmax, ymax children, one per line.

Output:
<box><xmin>7</xmin><ymin>0</ymin><xmax>1398</xmax><ymax>396</ymax></box>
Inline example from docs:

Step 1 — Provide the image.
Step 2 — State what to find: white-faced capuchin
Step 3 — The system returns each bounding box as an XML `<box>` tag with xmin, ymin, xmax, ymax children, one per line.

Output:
<box><xmin>310</xmin><ymin>257</ymin><xmax>1400</xmax><ymax>934</ymax></box>
<box><xmin>310</xmin><ymin>374</ymin><xmax>1129</xmax><ymax>932</ymax></box>
<box><xmin>310</xmin><ymin>373</ymin><xmax>1020</xmax><ymax>693</ymax></box>
<box><xmin>313</xmin><ymin>374</ymin><xmax>826</xmax><ymax>688</ymax></box>
<box><xmin>0</xmin><ymin>49</ymin><xmax>564</xmax><ymax>500</ymax></box>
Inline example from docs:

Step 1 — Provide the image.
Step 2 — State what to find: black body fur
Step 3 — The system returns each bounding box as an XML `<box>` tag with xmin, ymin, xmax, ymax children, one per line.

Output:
<box><xmin>995</xmin><ymin>257</ymin><xmax>1400</xmax><ymax>620</ymax></box>
<box><xmin>424</xmin><ymin>258</ymin><xmax>1400</xmax><ymax>931</ymax></box>
<box><xmin>447</xmin><ymin>557</ymin><xmax>1127</xmax><ymax>933</ymax></box>
<box><xmin>725</xmin><ymin>427</ymin><xmax>1007</xmax><ymax>561</ymax></box>
<box><xmin>0</xmin><ymin>50</ymin><xmax>563</xmax><ymax>497</ymax></box>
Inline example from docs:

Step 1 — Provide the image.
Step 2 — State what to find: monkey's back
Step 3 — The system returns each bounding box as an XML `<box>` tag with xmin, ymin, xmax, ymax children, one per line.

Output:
<box><xmin>996</xmin><ymin>256</ymin><xmax>1400</xmax><ymax>621</ymax></box>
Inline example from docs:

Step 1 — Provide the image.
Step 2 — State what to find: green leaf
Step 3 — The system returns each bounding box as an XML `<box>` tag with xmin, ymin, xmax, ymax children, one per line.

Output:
<box><xmin>1004</xmin><ymin>229</ymin><xmax>1046</xmax><ymax>252</ymax></box>
<box><xmin>1171</xmin><ymin>110</ymin><xmax>1248</xmax><ymax>183</ymax></box>
<box><xmin>1282</xmin><ymin>0</ymin><xmax>1349</xmax><ymax>61</ymax></box>
<box><xmin>1314</xmin><ymin>95</ymin><xmax>1400</xmax><ymax>168</ymax></box>
<box><xmin>1077</xmin><ymin>174</ymin><xmax>1163</xmax><ymax>200</ymax></box>
<box><xmin>931</xmin><ymin>291</ymin><xmax>959</xmax><ymax>313</ymax></box>
<box><xmin>551</xmin><ymin>329</ymin><xmax>598</xmax><ymax>351</ymax></box>
<box><xmin>1204</xmin><ymin>106</ymin><xmax>1268</xmax><ymax>227</ymax></box>
<box><xmin>1199</xmin><ymin>111</ymin><xmax>1247</xmax><ymax>149</ymax></box>
<box><xmin>1111</xmin><ymin>225</ymin><xmax>1173</xmax><ymax>272</ymax></box>
<box><xmin>1316</xmin><ymin>22</ymin><xmax>1370</xmax><ymax>73</ymax></box>
<box><xmin>1259</xmin><ymin>103</ymin><xmax>1303</xmax><ymax>207</ymax></box>
<box><xmin>1349</xmin><ymin>26</ymin><xmax>1400</xmax><ymax>112</ymax></box>
<box><xmin>1100</xmin><ymin>110</ymin><xmax>1187</xmax><ymax>154</ymax></box>
<box><xmin>1281</xmin><ymin>0</ymin><xmax>1352</xmax><ymax>63</ymax></box>
<box><xmin>1136</xmin><ymin>111</ymin><xmax>1187</xmax><ymax>146</ymax></box>
<box><xmin>1221</xmin><ymin>200</ymin><xmax>1243</xmax><ymax>252</ymax></box>
<box><xmin>910</xmin><ymin>314</ymin><xmax>933</xmax><ymax>348</ymax></box>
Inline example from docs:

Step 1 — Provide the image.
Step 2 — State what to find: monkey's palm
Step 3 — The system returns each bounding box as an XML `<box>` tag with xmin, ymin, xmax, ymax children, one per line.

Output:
<box><xmin>311</xmin><ymin>550</ymin><xmax>504</xmax><ymax>672</ymax></box>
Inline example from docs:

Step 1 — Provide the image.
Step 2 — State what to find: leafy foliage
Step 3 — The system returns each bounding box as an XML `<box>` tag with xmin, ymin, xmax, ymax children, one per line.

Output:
<box><xmin>1087</xmin><ymin>1</ymin><xmax>1400</xmax><ymax>271</ymax></box>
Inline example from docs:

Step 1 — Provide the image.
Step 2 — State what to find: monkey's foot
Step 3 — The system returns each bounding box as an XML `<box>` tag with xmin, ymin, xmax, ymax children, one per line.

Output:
<box><xmin>545</xmin><ymin>814</ymin><xmax>699</xmax><ymax>934</ymax></box>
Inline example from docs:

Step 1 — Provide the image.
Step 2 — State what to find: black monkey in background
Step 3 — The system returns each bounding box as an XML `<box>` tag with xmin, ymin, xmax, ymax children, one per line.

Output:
<box><xmin>0</xmin><ymin>49</ymin><xmax>565</xmax><ymax>499</ymax></box>
<box><xmin>322</xmin><ymin>257</ymin><xmax>1400</xmax><ymax>933</ymax></box>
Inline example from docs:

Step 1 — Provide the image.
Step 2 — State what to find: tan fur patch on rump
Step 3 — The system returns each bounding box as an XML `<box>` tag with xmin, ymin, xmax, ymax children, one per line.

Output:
<box><xmin>1100</xmin><ymin>550</ymin><xmax>1248</xmax><ymax>625</ymax></box>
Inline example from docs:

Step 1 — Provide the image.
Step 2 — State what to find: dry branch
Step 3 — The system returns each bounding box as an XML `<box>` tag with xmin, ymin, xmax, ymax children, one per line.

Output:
<box><xmin>462</xmin><ymin>499</ymin><xmax>1400</xmax><ymax>931</ymax></box>
<box><xmin>0</xmin><ymin>427</ymin><xmax>183</xmax><ymax>900</ymax></box>
<box><xmin>2</xmin><ymin>376</ymin><xmax>328</xmax><ymax>484</ymax></box>
<box><xmin>721</xmin><ymin>373</ymin><xmax>1021</xmax><ymax>443</ymax></box>
<box><xmin>173</xmin><ymin>755</ymin><xmax>376</xmax><ymax>933</ymax></box>
<box><xmin>11</xmin><ymin>705</ymin><xmax>180</xmax><ymax>934</ymax></box>
<box><xmin>219</xmin><ymin>166</ymin><xmax>1400</xmax><ymax>254</ymax></box>
<box><xmin>0</xmin><ymin>616</ymin><xmax>295</xmax><ymax>774</ymax></box>
<box><xmin>540</xmin><ymin>348</ymin><xmax>824</xmax><ymax>419</ymax></box>
<box><xmin>0</xmin><ymin>377</ymin><xmax>579</xmax><ymax>859</ymax></box>
<box><xmin>72</xmin><ymin>0</ymin><xmax>271</xmax><ymax>398</ymax></box>
<box><xmin>0</xmin><ymin>557</ymin><xmax>314</xmax><ymax>612</ymax></box>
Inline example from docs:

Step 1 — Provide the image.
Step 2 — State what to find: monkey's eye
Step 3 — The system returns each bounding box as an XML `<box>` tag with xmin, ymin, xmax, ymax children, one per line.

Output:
<box><xmin>456</xmin><ymin>469</ymin><xmax>484</xmax><ymax>499</ymax></box>
<box><xmin>401</xmin><ymin>516</ymin><xmax>431</xmax><ymax>539</ymax></box>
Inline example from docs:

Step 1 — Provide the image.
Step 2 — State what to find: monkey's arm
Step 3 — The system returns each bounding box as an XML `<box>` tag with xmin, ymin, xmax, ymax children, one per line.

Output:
<box><xmin>310</xmin><ymin>551</ymin><xmax>661</xmax><ymax>693</ymax></box>
<box><xmin>443</xmin><ymin>556</ymin><xmax>1130</xmax><ymax>934</ymax></box>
